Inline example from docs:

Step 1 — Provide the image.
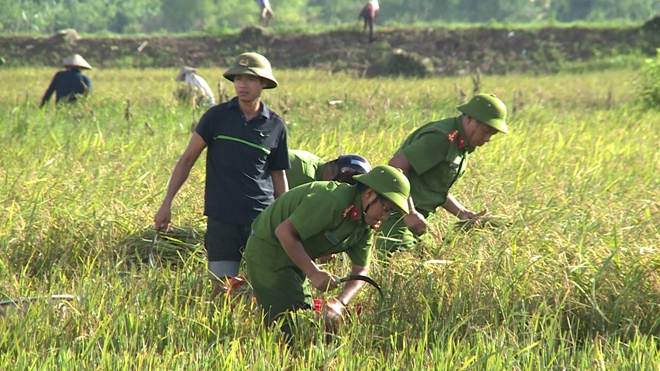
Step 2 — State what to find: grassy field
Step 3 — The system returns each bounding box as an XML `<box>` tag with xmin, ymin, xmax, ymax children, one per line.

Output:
<box><xmin>1</xmin><ymin>67</ymin><xmax>659</xmax><ymax>370</ymax></box>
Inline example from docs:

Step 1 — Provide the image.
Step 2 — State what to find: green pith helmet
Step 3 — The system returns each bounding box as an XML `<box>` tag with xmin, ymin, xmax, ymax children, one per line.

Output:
<box><xmin>457</xmin><ymin>93</ymin><xmax>508</xmax><ymax>134</ymax></box>
<box><xmin>354</xmin><ymin>165</ymin><xmax>411</xmax><ymax>214</ymax></box>
<box><xmin>223</xmin><ymin>52</ymin><xmax>278</xmax><ymax>89</ymax></box>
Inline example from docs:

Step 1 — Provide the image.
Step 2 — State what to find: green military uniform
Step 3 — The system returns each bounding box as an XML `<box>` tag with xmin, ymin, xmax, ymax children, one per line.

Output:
<box><xmin>285</xmin><ymin>150</ymin><xmax>326</xmax><ymax>189</ymax></box>
<box><xmin>376</xmin><ymin>93</ymin><xmax>509</xmax><ymax>252</ymax></box>
<box><xmin>376</xmin><ymin>117</ymin><xmax>472</xmax><ymax>251</ymax></box>
<box><xmin>245</xmin><ymin>165</ymin><xmax>411</xmax><ymax>327</ymax></box>
<box><xmin>244</xmin><ymin>182</ymin><xmax>373</xmax><ymax>323</ymax></box>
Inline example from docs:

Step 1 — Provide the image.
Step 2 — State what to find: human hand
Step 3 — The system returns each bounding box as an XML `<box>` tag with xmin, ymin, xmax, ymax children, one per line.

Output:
<box><xmin>153</xmin><ymin>204</ymin><xmax>172</xmax><ymax>232</ymax></box>
<box><xmin>308</xmin><ymin>270</ymin><xmax>339</xmax><ymax>292</ymax></box>
<box><xmin>457</xmin><ymin>208</ymin><xmax>487</xmax><ymax>220</ymax></box>
<box><xmin>323</xmin><ymin>298</ymin><xmax>345</xmax><ymax>331</ymax></box>
<box><xmin>403</xmin><ymin>210</ymin><xmax>428</xmax><ymax>235</ymax></box>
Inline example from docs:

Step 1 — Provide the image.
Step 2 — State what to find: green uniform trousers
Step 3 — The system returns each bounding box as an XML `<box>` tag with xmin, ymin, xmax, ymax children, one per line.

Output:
<box><xmin>244</xmin><ymin>235</ymin><xmax>314</xmax><ymax>328</ymax></box>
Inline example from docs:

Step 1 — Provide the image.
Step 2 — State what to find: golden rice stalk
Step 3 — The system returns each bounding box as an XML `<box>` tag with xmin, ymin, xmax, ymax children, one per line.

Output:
<box><xmin>174</xmin><ymin>85</ymin><xmax>206</xmax><ymax>107</ymax></box>
<box><xmin>118</xmin><ymin>225</ymin><xmax>205</xmax><ymax>268</ymax></box>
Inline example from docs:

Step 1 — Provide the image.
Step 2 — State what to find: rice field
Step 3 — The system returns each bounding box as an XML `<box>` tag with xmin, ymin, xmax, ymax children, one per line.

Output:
<box><xmin>1</xmin><ymin>66</ymin><xmax>659</xmax><ymax>370</ymax></box>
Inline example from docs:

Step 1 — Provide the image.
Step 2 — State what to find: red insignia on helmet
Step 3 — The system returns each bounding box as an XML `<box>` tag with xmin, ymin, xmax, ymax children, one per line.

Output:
<box><xmin>446</xmin><ymin>129</ymin><xmax>458</xmax><ymax>143</ymax></box>
<box><xmin>458</xmin><ymin>136</ymin><xmax>465</xmax><ymax>149</ymax></box>
<box><xmin>239</xmin><ymin>58</ymin><xmax>249</xmax><ymax>66</ymax></box>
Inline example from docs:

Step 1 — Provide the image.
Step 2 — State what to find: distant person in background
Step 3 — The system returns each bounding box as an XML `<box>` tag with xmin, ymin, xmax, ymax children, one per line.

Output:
<box><xmin>359</xmin><ymin>0</ymin><xmax>380</xmax><ymax>43</ymax></box>
<box><xmin>286</xmin><ymin>150</ymin><xmax>372</xmax><ymax>189</ymax></box>
<box><xmin>176</xmin><ymin>66</ymin><xmax>216</xmax><ymax>106</ymax></box>
<box><xmin>40</xmin><ymin>53</ymin><xmax>92</xmax><ymax>107</ymax></box>
<box><xmin>257</xmin><ymin>0</ymin><xmax>275</xmax><ymax>26</ymax></box>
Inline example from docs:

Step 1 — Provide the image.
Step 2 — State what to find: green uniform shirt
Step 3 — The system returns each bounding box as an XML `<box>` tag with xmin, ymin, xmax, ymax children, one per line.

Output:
<box><xmin>246</xmin><ymin>182</ymin><xmax>373</xmax><ymax>266</ymax></box>
<box><xmin>285</xmin><ymin>150</ymin><xmax>326</xmax><ymax>189</ymax></box>
<box><xmin>249</xmin><ymin>181</ymin><xmax>373</xmax><ymax>267</ymax></box>
<box><xmin>399</xmin><ymin>117</ymin><xmax>473</xmax><ymax>216</ymax></box>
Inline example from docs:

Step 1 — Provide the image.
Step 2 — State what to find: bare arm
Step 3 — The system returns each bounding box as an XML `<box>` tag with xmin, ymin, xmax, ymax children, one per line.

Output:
<box><xmin>274</xmin><ymin>218</ymin><xmax>338</xmax><ymax>292</ymax></box>
<box><xmin>388</xmin><ymin>151</ymin><xmax>412</xmax><ymax>175</ymax></box>
<box><xmin>324</xmin><ymin>263</ymin><xmax>368</xmax><ymax>328</ymax></box>
<box><xmin>336</xmin><ymin>264</ymin><xmax>368</xmax><ymax>305</ymax></box>
<box><xmin>270</xmin><ymin>169</ymin><xmax>289</xmax><ymax>198</ymax></box>
<box><xmin>442</xmin><ymin>194</ymin><xmax>487</xmax><ymax>220</ymax></box>
<box><xmin>153</xmin><ymin>133</ymin><xmax>207</xmax><ymax>230</ymax></box>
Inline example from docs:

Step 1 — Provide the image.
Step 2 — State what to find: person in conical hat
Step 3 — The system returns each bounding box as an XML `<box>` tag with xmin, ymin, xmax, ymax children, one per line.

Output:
<box><xmin>243</xmin><ymin>165</ymin><xmax>410</xmax><ymax>336</ymax></box>
<box><xmin>40</xmin><ymin>53</ymin><xmax>92</xmax><ymax>107</ymax></box>
<box><xmin>377</xmin><ymin>93</ymin><xmax>509</xmax><ymax>254</ymax></box>
<box><xmin>175</xmin><ymin>65</ymin><xmax>215</xmax><ymax>106</ymax></box>
<box><xmin>154</xmin><ymin>52</ymin><xmax>289</xmax><ymax>301</ymax></box>
<box><xmin>62</xmin><ymin>54</ymin><xmax>92</xmax><ymax>69</ymax></box>
<box><xmin>176</xmin><ymin>66</ymin><xmax>198</xmax><ymax>81</ymax></box>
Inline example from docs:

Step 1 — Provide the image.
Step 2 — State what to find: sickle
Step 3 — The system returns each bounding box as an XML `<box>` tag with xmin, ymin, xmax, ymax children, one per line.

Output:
<box><xmin>148</xmin><ymin>225</ymin><xmax>166</xmax><ymax>270</ymax></box>
<box><xmin>335</xmin><ymin>274</ymin><xmax>384</xmax><ymax>300</ymax></box>
<box><xmin>0</xmin><ymin>294</ymin><xmax>78</xmax><ymax>307</ymax></box>
<box><xmin>148</xmin><ymin>231</ymin><xmax>159</xmax><ymax>269</ymax></box>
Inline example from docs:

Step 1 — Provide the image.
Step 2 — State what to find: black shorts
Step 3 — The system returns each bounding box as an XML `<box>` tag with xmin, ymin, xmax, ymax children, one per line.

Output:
<box><xmin>205</xmin><ymin>217</ymin><xmax>251</xmax><ymax>262</ymax></box>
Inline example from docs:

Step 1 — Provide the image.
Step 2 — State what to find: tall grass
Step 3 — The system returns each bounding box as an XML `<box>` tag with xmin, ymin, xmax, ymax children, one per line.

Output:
<box><xmin>1</xmin><ymin>67</ymin><xmax>659</xmax><ymax>370</ymax></box>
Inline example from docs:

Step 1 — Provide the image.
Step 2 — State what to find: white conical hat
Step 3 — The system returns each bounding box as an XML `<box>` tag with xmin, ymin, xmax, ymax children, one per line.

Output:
<box><xmin>62</xmin><ymin>54</ymin><xmax>92</xmax><ymax>69</ymax></box>
<box><xmin>176</xmin><ymin>66</ymin><xmax>198</xmax><ymax>81</ymax></box>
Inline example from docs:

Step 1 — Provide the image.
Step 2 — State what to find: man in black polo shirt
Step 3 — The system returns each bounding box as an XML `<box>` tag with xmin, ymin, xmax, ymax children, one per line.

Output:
<box><xmin>154</xmin><ymin>52</ymin><xmax>290</xmax><ymax>300</ymax></box>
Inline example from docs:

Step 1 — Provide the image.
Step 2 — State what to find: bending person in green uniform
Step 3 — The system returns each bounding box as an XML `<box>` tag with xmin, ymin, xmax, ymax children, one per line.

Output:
<box><xmin>286</xmin><ymin>150</ymin><xmax>372</xmax><ymax>189</ymax></box>
<box><xmin>244</xmin><ymin>165</ymin><xmax>410</xmax><ymax>335</ymax></box>
<box><xmin>376</xmin><ymin>93</ymin><xmax>509</xmax><ymax>253</ymax></box>
<box><xmin>287</xmin><ymin>150</ymin><xmax>372</xmax><ymax>264</ymax></box>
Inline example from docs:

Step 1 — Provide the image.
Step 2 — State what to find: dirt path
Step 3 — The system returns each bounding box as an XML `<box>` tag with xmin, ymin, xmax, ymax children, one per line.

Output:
<box><xmin>1</xmin><ymin>25</ymin><xmax>657</xmax><ymax>75</ymax></box>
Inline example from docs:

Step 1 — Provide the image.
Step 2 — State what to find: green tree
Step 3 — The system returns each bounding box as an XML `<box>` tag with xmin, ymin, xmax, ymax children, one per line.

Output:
<box><xmin>0</xmin><ymin>0</ymin><xmax>659</xmax><ymax>34</ymax></box>
<box><xmin>109</xmin><ymin>0</ymin><xmax>161</xmax><ymax>33</ymax></box>
<box><xmin>159</xmin><ymin>0</ymin><xmax>215</xmax><ymax>32</ymax></box>
<box><xmin>587</xmin><ymin>0</ymin><xmax>659</xmax><ymax>21</ymax></box>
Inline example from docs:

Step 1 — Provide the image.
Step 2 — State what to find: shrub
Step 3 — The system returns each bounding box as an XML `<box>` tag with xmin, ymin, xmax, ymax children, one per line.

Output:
<box><xmin>382</xmin><ymin>48</ymin><xmax>434</xmax><ymax>78</ymax></box>
<box><xmin>638</xmin><ymin>48</ymin><xmax>660</xmax><ymax>108</ymax></box>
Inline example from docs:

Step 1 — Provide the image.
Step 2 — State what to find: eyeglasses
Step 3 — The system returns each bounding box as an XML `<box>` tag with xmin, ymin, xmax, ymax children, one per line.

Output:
<box><xmin>378</xmin><ymin>197</ymin><xmax>398</xmax><ymax>216</ymax></box>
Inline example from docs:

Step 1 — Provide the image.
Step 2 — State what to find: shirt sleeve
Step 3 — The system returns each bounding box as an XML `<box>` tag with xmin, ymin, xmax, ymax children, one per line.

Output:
<box><xmin>82</xmin><ymin>76</ymin><xmax>92</xmax><ymax>92</ymax></box>
<box><xmin>192</xmin><ymin>75</ymin><xmax>215</xmax><ymax>103</ymax></box>
<box><xmin>195</xmin><ymin>108</ymin><xmax>219</xmax><ymax>144</ymax></box>
<box><xmin>41</xmin><ymin>73</ymin><xmax>58</xmax><ymax>106</ymax></box>
<box><xmin>401</xmin><ymin>130</ymin><xmax>450</xmax><ymax>175</ymax></box>
<box><xmin>268</xmin><ymin>119</ymin><xmax>290</xmax><ymax>171</ymax></box>
<box><xmin>345</xmin><ymin>230</ymin><xmax>373</xmax><ymax>267</ymax></box>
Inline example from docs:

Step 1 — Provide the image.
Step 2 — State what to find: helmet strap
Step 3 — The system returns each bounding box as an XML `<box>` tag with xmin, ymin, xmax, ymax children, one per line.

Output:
<box><xmin>363</xmin><ymin>195</ymin><xmax>383</xmax><ymax>217</ymax></box>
